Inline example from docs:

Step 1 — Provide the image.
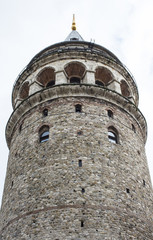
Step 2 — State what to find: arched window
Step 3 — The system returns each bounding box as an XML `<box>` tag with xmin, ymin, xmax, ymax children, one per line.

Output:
<box><xmin>19</xmin><ymin>82</ymin><xmax>29</xmax><ymax>99</ymax></box>
<box><xmin>108</xmin><ymin>126</ymin><xmax>118</xmax><ymax>144</ymax></box>
<box><xmin>43</xmin><ymin>109</ymin><xmax>48</xmax><ymax>117</ymax></box>
<box><xmin>39</xmin><ymin>125</ymin><xmax>49</xmax><ymax>143</ymax></box>
<box><xmin>75</xmin><ymin>104</ymin><xmax>82</xmax><ymax>112</ymax></box>
<box><xmin>70</xmin><ymin>38</ymin><xmax>78</xmax><ymax>41</ymax></box>
<box><xmin>95</xmin><ymin>80</ymin><xmax>104</xmax><ymax>86</ymax></box>
<box><xmin>64</xmin><ymin>62</ymin><xmax>86</xmax><ymax>83</ymax></box>
<box><xmin>46</xmin><ymin>80</ymin><xmax>55</xmax><ymax>87</ymax></box>
<box><xmin>120</xmin><ymin>80</ymin><xmax>131</xmax><ymax>97</ymax></box>
<box><xmin>107</xmin><ymin>110</ymin><xmax>113</xmax><ymax>118</ymax></box>
<box><xmin>95</xmin><ymin>67</ymin><xmax>114</xmax><ymax>86</ymax></box>
<box><xmin>70</xmin><ymin>77</ymin><xmax>80</xmax><ymax>84</ymax></box>
<box><xmin>37</xmin><ymin>67</ymin><xmax>55</xmax><ymax>87</ymax></box>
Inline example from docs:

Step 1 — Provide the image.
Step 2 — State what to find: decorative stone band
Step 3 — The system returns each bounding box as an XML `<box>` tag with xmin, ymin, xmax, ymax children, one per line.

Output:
<box><xmin>0</xmin><ymin>204</ymin><xmax>152</xmax><ymax>236</ymax></box>
<box><xmin>6</xmin><ymin>84</ymin><xmax>147</xmax><ymax>148</ymax></box>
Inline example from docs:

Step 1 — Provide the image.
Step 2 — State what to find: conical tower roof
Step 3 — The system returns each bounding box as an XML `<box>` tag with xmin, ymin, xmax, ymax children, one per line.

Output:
<box><xmin>65</xmin><ymin>30</ymin><xmax>84</xmax><ymax>41</ymax></box>
<box><xmin>65</xmin><ymin>14</ymin><xmax>84</xmax><ymax>41</ymax></box>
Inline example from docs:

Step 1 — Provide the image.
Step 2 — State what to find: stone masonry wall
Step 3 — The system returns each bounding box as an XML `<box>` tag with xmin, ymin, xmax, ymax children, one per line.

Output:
<box><xmin>0</xmin><ymin>95</ymin><xmax>153</xmax><ymax>239</ymax></box>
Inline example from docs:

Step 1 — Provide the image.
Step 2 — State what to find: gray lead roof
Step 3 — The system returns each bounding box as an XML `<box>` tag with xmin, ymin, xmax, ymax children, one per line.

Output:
<box><xmin>65</xmin><ymin>30</ymin><xmax>84</xmax><ymax>41</ymax></box>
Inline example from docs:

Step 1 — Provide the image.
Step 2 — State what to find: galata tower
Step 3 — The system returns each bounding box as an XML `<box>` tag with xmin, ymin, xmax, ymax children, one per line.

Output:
<box><xmin>0</xmin><ymin>16</ymin><xmax>153</xmax><ymax>239</ymax></box>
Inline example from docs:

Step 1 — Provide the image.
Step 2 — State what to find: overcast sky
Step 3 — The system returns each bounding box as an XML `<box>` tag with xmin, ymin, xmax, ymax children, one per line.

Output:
<box><xmin>0</xmin><ymin>0</ymin><xmax>153</xmax><ymax>204</ymax></box>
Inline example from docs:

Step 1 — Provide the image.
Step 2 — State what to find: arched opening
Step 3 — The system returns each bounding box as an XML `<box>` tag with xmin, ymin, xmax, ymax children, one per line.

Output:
<box><xmin>43</xmin><ymin>109</ymin><xmax>48</xmax><ymax>117</ymax></box>
<box><xmin>46</xmin><ymin>80</ymin><xmax>55</xmax><ymax>87</ymax></box>
<box><xmin>64</xmin><ymin>62</ymin><xmax>86</xmax><ymax>83</ymax></box>
<box><xmin>19</xmin><ymin>82</ymin><xmax>29</xmax><ymax>99</ymax></box>
<box><xmin>81</xmin><ymin>220</ymin><xmax>84</xmax><ymax>227</ymax></box>
<box><xmin>120</xmin><ymin>80</ymin><xmax>131</xmax><ymax>97</ymax></box>
<box><xmin>108</xmin><ymin>126</ymin><xmax>119</xmax><ymax>144</ymax></box>
<box><xmin>39</xmin><ymin>125</ymin><xmax>49</xmax><ymax>143</ymax></box>
<box><xmin>79</xmin><ymin>160</ymin><xmax>82</xmax><ymax>167</ymax></box>
<box><xmin>95</xmin><ymin>67</ymin><xmax>114</xmax><ymax>86</ymax></box>
<box><xmin>75</xmin><ymin>104</ymin><xmax>82</xmax><ymax>112</ymax></box>
<box><xmin>95</xmin><ymin>80</ymin><xmax>104</xmax><ymax>86</ymax></box>
<box><xmin>37</xmin><ymin>67</ymin><xmax>55</xmax><ymax>87</ymax></box>
<box><xmin>107</xmin><ymin>110</ymin><xmax>113</xmax><ymax>118</ymax></box>
<box><xmin>70</xmin><ymin>38</ymin><xmax>78</xmax><ymax>41</ymax></box>
<box><xmin>70</xmin><ymin>77</ymin><xmax>80</xmax><ymax>84</ymax></box>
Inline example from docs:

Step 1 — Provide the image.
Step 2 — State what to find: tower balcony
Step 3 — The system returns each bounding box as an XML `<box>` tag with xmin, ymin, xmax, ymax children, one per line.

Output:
<box><xmin>12</xmin><ymin>41</ymin><xmax>139</xmax><ymax>109</ymax></box>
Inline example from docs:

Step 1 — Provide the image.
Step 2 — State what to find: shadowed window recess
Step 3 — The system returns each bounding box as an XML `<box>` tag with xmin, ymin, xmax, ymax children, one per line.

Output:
<box><xmin>120</xmin><ymin>80</ymin><xmax>131</xmax><ymax>97</ymax></box>
<box><xmin>43</xmin><ymin>109</ymin><xmax>48</xmax><ymax>117</ymax></box>
<box><xmin>75</xmin><ymin>104</ymin><xmax>82</xmax><ymax>112</ymax></box>
<box><xmin>39</xmin><ymin>125</ymin><xmax>50</xmax><ymax>143</ymax></box>
<box><xmin>19</xmin><ymin>82</ymin><xmax>29</xmax><ymax>99</ymax></box>
<box><xmin>37</xmin><ymin>67</ymin><xmax>55</xmax><ymax>87</ymax></box>
<box><xmin>64</xmin><ymin>62</ymin><xmax>86</xmax><ymax>83</ymax></box>
<box><xmin>95</xmin><ymin>67</ymin><xmax>114</xmax><ymax>86</ymax></box>
<box><xmin>107</xmin><ymin>110</ymin><xmax>113</xmax><ymax>118</ymax></box>
<box><xmin>108</xmin><ymin>126</ymin><xmax>119</xmax><ymax>144</ymax></box>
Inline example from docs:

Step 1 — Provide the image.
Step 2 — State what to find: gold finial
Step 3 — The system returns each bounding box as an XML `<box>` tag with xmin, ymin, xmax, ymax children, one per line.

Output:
<box><xmin>72</xmin><ymin>14</ymin><xmax>76</xmax><ymax>31</ymax></box>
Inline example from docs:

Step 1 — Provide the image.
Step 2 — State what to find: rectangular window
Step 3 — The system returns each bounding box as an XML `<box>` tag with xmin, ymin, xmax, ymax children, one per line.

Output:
<box><xmin>79</xmin><ymin>160</ymin><xmax>82</xmax><ymax>167</ymax></box>
<box><xmin>81</xmin><ymin>220</ymin><xmax>84</xmax><ymax>227</ymax></box>
<box><xmin>75</xmin><ymin>104</ymin><xmax>82</xmax><ymax>112</ymax></box>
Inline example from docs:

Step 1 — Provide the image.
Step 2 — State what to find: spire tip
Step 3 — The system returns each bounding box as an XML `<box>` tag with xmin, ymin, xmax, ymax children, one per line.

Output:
<box><xmin>72</xmin><ymin>14</ymin><xmax>76</xmax><ymax>31</ymax></box>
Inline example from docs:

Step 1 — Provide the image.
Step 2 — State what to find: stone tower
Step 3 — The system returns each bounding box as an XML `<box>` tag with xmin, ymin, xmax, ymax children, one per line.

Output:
<box><xmin>0</xmin><ymin>16</ymin><xmax>153</xmax><ymax>239</ymax></box>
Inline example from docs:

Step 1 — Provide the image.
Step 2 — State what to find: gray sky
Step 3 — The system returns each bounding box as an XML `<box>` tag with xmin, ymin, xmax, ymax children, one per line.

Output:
<box><xmin>0</xmin><ymin>0</ymin><xmax>153</xmax><ymax>204</ymax></box>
